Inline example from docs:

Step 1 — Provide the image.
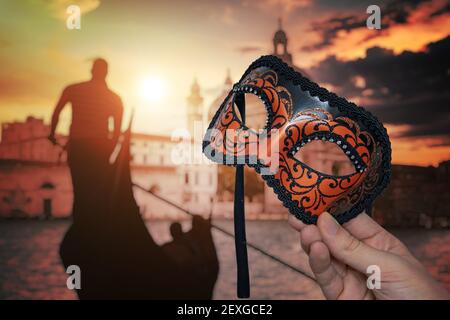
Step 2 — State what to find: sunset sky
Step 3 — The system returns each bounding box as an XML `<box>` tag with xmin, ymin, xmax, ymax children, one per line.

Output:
<box><xmin>0</xmin><ymin>0</ymin><xmax>449</xmax><ymax>166</ymax></box>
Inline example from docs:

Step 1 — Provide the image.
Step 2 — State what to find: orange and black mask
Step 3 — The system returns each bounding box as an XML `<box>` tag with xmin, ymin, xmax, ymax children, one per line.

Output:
<box><xmin>203</xmin><ymin>55</ymin><xmax>391</xmax><ymax>297</ymax></box>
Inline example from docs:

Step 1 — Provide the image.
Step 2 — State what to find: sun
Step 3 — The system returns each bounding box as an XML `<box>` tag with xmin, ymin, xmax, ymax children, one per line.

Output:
<box><xmin>138</xmin><ymin>76</ymin><xmax>166</xmax><ymax>103</ymax></box>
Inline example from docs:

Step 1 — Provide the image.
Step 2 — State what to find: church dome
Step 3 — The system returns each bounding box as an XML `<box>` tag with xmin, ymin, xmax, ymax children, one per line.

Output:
<box><xmin>273</xmin><ymin>18</ymin><xmax>288</xmax><ymax>45</ymax></box>
<box><xmin>273</xmin><ymin>29</ymin><xmax>287</xmax><ymax>44</ymax></box>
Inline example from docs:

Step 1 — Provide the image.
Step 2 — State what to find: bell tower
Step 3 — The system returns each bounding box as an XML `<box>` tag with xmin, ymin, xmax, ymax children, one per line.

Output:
<box><xmin>273</xmin><ymin>18</ymin><xmax>292</xmax><ymax>65</ymax></box>
<box><xmin>186</xmin><ymin>78</ymin><xmax>204</xmax><ymax>135</ymax></box>
<box><xmin>224</xmin><ymin>68</ymin><xmax>232</xmax><ymax>88</ymax></box>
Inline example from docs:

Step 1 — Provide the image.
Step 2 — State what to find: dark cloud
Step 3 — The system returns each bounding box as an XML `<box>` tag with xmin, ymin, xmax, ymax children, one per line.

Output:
<box><xmin>301</xmin><ymin>15</ymin><xmax>370</xmax><ymax>51</ymax></box>
<box><xmin>430</xmin><ymin>2</ymin><xmax>450</xmax><ymax>17</ymax></box>
<box><xmin>429</xmin><ymin>137</ymin><xmax>450</xmax><ymax>148</ymax></box>
<box><xmin>236</xmin><ymin>45</ymin><xmax>262</xmax><ymax>54</ymax></box>
<box><xmin>307</xmin><ymin>36</ymin><xmax>450</xmax><ymax>140</ymax></box>
<box><xmin>383</xmin><ymin>0</ymin><xmax>430</xmax><ymax>23</ymax></box>
<box><xmin>302</xmin><ymin>0</ymin><xmax>433</xmax><ymax>51</ymax></box>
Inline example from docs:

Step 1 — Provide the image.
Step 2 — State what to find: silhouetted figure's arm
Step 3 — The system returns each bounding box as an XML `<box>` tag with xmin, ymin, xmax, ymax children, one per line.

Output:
<box><xmin>49</xmin><ymin>87</ymin><xmax>70</xmax><ymax>144</ymax></box>
<box><xmin>112</xmin><ymin>97</ymin><xmax>124</xmax><ymax>146</ymax></box>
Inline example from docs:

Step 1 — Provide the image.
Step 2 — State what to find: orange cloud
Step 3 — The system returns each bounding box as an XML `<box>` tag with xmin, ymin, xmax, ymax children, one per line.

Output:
<box><xmin>391</xmin><ymin>139</ymin><xmax>450</xmax><ymax>166</ymax></box>
<box><xmin>385</xmin><ymin>125</ymin><xmax>450</xmax><ymax>166</ymax></box>
<box><xmin>307</xmin><ymin>16</ymin><xmax>448</xmax><ymax>66</ymax></box>
<box><xmin>301</xmin><ymin>0</ymin><xmax>450</xmax><ymax>67</ymax></box>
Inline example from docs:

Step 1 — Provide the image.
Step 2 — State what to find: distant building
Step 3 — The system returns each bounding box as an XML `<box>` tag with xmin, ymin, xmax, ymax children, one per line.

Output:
<box><xmin>0</xmin><ymin>159</ymin><xmax>72</xmax><ymax>218</ymax></box>
<box><xmin>0</xmin><ymin>116</ymin><xmax>67</xmax><ymax>162</ymax></box>
<box><xmin>181</xmin><ymin>78</ymin><xmax>218</xmax><ymax>215</ymax></box>
<box><xmin>129</xmin><ymin>132</ymin><xmax>187</xmax><ymax>220</ymax></box>
<box><xmin>0</xmin><ymin>114</ymin><xmax>217</xmax><ymax>219</ymax></box>
<box><xmin>186</xmin><ymin>78</ymin><xmax>204</xmax><ymax>135</ymax></box>
<box><xmin>373</xmin><ymin>163</ymin><xmax>450</xmax><ymax>228</ymax></box>
<box><xmin>0</xmin><ymin>117</ymin><xmax>70</xmax><ymax>218</ymax></box>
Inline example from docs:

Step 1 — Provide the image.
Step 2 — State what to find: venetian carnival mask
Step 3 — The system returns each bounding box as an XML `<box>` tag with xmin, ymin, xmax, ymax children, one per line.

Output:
<box><xmin>204</xmin><ymin>55</ymin><xmax>391</xmax><ymax>224</ymax></box>
<box><xmin>203</xmin><ymin>55</ymin><xmax>391</xmax><ymax>297</ymax></box>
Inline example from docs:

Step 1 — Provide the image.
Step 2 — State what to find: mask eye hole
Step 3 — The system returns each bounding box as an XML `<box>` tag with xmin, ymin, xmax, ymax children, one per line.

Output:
<box><xmin>233</xmin><ymin>92</ymin><xmax>269</xmax><ymax>132</ymax></box>
<box><xmin>293</xmin><ymin>140</ymin><xmax>356</xmax><ymax>176</ymax></box>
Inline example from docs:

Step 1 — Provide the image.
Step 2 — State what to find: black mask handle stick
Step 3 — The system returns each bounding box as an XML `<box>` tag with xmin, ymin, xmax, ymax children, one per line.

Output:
<box><xmin>234</xmin><ymin>93</ymin><xmax>250</xmax><ymax>298</ymax></box>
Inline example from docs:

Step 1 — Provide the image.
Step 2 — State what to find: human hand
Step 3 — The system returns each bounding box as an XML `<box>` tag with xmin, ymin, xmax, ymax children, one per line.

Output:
<box><xmin>288</xmin><ymin>212</ymin><xmax>449</xmax><ymax>300</ymax></box>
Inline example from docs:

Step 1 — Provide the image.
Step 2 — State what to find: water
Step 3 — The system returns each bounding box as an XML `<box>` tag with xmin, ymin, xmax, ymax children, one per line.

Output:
<box><xmin>0</xmin><ymin>220</ymin><xmax>449</xmax><ymax>300</ymax></box>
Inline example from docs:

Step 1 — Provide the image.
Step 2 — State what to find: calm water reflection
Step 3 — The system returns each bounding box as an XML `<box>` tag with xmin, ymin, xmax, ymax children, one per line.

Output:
<box><xmin>0</xmin><ymin>220</ymin><xmax>448</xmax><ymax>299</ymax></box>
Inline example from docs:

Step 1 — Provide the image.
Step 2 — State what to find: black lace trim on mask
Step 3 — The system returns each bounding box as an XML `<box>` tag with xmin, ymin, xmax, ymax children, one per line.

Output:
<box><xmin>203</xmin><ymin>55</ymin><xmax>392</xmax><ymax>225</ymax></box>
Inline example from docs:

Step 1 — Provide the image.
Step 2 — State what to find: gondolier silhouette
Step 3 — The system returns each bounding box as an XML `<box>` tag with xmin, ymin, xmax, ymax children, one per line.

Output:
<box><xmin>48</xmin><ymin>58</ymin><xmax>219</xmax><ymax>299</ymax></box>
<box><xmin>49</xmin><ymin>58</ymin><xmax>123</xmax><ymax>221</ymax></box>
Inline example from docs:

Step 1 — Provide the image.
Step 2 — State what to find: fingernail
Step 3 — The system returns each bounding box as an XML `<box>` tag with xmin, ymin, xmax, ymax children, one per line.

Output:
<box><xmin>320</xmin><ymin>212</ymin><xmax>339</xmax><ymax>236</ymax></box>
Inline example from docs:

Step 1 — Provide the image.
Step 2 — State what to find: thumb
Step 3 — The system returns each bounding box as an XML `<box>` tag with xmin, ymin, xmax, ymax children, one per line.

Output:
<box><xmin>317</xmin><ymin>212</ymin><xmax>397</xmax><ymax>274</ymax></box>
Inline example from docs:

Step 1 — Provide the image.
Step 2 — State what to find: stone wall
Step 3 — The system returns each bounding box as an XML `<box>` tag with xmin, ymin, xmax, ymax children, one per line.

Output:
<box><xmin>373</xmin><ymin>161</ymin><xmax>450</xmax><ymax>228</ymax></box>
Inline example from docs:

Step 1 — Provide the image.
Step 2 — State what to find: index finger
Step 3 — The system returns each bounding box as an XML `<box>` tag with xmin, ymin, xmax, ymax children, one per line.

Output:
<box><xmin>343</xmin><ymin>212</ymin><xmax>386</xmax><ymax>240</ymax></box>
<box><xmin>290</xmin><ymin>211</ymin><xmax>387</xmax><ymax>243</ymax></box>
<box><xmin>288</xmin><ymin>214</ymin><xmax>308</xmax><ymax>232</ymax></box>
